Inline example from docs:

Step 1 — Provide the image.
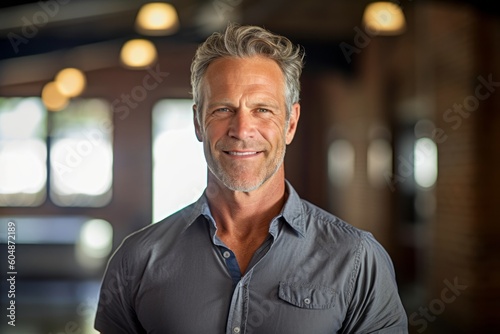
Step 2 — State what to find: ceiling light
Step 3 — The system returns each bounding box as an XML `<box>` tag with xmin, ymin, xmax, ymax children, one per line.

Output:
<box><xmin>135</xmin><ymin>2</ymin><xmax>179</xmax><ymax>36</ymax></box>
<box><xmin>362</xmin><ymin>2</ymin><xmax>406</xmax><ymax>35</ymax></box>
<box><xmin>55</xmin><ymin>68</ymin><xmax>86</xmax><ymax>97</ymax></box>
<box><xmin>41</xmin><ymin>81</ymin><xmax>69</xmax><ymax>111</ymax></box>
<box><xmin>120</xmin><ymin>39</ymin><xmax>158</xmax><ymax>69</ymax></box>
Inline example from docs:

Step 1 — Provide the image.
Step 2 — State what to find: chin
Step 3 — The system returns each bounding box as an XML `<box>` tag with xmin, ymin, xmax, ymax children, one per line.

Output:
<box><xmin>227</xmin><ymin>183</ymin><xmax>262</xmax><ymax>193</ymax></box>
<box><xmin>215</xmin><ymin>171</ymin><xmax>271</xmax><ymax>192</ymax></box>
<box><xmin>221</xmin><ymin>177</ymin><xmax>265</xmax><ymax>193</ymax></box>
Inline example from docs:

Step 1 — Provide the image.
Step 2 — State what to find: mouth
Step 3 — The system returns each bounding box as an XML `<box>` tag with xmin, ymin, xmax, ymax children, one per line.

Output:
<box><xmin>223</xmin><ymin>150</ymin><xmax>262</xmax><ymax>157</ymax></box>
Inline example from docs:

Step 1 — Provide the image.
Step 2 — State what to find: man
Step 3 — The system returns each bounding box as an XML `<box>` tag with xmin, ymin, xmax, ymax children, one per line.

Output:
<box><xmin>95</xmin><ymin>23</ymin><xmax>408</xmax><ymax>333</ymax></box>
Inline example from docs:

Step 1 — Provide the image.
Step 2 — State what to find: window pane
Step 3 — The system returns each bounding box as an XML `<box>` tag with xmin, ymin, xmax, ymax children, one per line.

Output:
<box><xmin>367</xmin><ymin>139</ymin><xmax>393</xmax><ymax>188</ymax></box>
<box><xmin>0</xmin><ymin>97</ymin><xmax>47</xmax><ymax>206</ymax></box>
<box><xmin>152</xmin><ymin>99</ymin><xmax>206</xmax><ymax>223</ymax></box>
<box><xmin>328</xmin><ymin>140</ymin><xmax>355</xmax><ymax>187</ymax></box>
<box><xmin>414</xmin><ymin>137</ymin><xmax>438</xmax><ymax>188</ymax></box>
<box><xmin>49</xmin><ymin>99</ymin><xmax>113</xmax><ymax>207</ymax></box>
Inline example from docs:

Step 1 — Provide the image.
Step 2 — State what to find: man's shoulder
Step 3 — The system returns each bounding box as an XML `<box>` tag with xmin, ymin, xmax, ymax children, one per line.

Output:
<box><xmin>117</xmin><ymin>203</ymin><xmax>199</xmax><ymax>254</ymax></box>
<box><xmin>300</xmin><ymin>199</ymin><xmax>375</xmax><ymax>245</ymax></box>
<box><xmin>100</xmin><ymin>203</ymin><xmax>202</xmax><ymax>286</ymax></box>
<box><xmin>299</xmin><ymin>199</ymin><xmax>393</xmax><ymax>263</ymax></box>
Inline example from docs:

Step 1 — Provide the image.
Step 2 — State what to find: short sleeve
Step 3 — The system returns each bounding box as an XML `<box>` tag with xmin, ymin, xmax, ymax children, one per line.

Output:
<box><xmin>94</xmin><ymin>242</ymin><xmax>145</xmax><ymax>334</ymax></box>
<box><xmin>340</xmin><ymin>233</ymin><xmax>408</xmax><ymax>333</ymax></box>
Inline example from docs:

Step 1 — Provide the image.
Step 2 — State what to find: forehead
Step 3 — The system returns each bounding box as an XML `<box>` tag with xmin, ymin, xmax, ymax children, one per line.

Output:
<box><xmin>202</xmin><ymin>56</ymin><xmax>285</xmax><ymax>95</ymax></box>
<box><xmin>206</xmin><ymin>55</ymin><xmax>282</xmax><ymax>75</ymax></box>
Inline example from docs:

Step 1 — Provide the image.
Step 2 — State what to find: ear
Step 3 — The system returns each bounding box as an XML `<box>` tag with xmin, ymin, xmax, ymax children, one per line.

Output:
<box><xmin>285</xmin><ymin>103</ymin><xmax>300</xmax><ymax>145</ymax></box>
<box><xmin>193</xmin><ymin>105</ymin><xmax>203</xmax><ymax>142</ymax></box>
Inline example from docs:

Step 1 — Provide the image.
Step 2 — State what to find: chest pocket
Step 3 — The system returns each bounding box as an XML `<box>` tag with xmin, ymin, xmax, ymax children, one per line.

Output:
<box><xmin>278</xmin><ymin>281</ymin><xmax>336</xmax><ymax>309</ymax></box>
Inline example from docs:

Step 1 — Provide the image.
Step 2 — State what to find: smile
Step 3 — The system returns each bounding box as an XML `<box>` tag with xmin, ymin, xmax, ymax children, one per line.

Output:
<box><xmin>224</xmin><ymin>151</ymin><xmax>261</xmax><ymax>156</ymax></box>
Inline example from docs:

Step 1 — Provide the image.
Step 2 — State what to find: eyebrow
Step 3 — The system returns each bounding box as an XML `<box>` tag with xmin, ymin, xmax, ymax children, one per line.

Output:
<box><xmin>206</xmin><ymin>100</ymin><xmax>235</xmax><ymax>110</ymax></box>
<box><xmin>249</xmin><ymin>101</ymin><xmax>280</xmax><ymax>109</ymax></box>
<box><xmin>206</xmin><ymin>99</ymin><xmax>281</xmax><ymax>110</ymax></box>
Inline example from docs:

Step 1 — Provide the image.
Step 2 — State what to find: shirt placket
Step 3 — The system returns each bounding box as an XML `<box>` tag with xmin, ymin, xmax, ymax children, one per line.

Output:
<box><xmin>206</xmin><ymin>214</ymin><xmax>281</xmax><ymax>334</ymax></box>
<box><xmin>226</xmin><ymin>274</ymin><xmax>251</xmax><ymax>334</ymax></box>
<box><xmin>220</xmin><ymin>248</ymin><xmax>242</xmax><ymax>287</ymax></box>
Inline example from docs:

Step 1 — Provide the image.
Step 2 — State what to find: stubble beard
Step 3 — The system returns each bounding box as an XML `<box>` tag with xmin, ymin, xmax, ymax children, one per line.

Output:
<box><xmin>208</xmin><ymin>143</ymin><xmax>286</xmax><ymax>193</ymax></box>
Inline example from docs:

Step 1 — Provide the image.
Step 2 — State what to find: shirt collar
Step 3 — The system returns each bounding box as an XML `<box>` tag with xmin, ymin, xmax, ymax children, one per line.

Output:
<box><xmin>184</xmin><ymin>180</ymin><xmax>305</xmax><ymax>237</ymax></box>
<box><xmin>281</xmin><ymin>180</ymin><xmax>306</xmax><ymax>237</ymax></box>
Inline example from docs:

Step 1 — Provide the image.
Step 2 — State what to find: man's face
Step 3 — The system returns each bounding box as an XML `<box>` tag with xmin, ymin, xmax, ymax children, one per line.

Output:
<box><xmin>194</xmin><ymin>56</ymin><xmax>299</xmax><ymax>192</ymax></box>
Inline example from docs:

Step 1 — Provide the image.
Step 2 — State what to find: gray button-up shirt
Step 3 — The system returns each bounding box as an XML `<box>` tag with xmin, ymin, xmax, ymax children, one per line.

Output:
<box><xmin>95</xmin><ymin>182</ymin><xmax>408</xmax><ymax>333</ymax></box>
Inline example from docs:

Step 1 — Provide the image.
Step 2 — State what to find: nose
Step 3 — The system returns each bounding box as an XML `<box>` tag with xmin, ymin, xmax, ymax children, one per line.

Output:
<box><xmin>227</xmin><ymin>110</ymin><xmax>256</xmax><ymax>140</ymax></box>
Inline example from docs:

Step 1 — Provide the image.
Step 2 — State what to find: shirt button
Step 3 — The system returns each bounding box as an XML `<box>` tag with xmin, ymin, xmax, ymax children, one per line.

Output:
<box><xmin>233</xmin><ymin>326</ymin><xmax>241</xmax><ymax>333</ymax></box>
<box><xmin>223</xmin><ymin>251</ymin><xmax>231</xmax><ymax>259</ymax></box>
<box><xmin>304</xmin><ymin>298</ymin><xmax>311</xmax><ymax>305</ymax></box>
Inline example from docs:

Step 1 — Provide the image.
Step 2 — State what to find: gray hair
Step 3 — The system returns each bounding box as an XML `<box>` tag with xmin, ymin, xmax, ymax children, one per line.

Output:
<box><xmin>191</xmin><ymin>23</ymin><xmax>304</xmax><ymax>121</ymax></box>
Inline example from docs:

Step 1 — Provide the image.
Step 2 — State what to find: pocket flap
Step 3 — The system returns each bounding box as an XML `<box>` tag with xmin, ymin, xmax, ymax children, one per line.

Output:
<box><xmin>278</xmin><ymin>281</ymin><xmax>336</xmax><ymax>309</ymax></box>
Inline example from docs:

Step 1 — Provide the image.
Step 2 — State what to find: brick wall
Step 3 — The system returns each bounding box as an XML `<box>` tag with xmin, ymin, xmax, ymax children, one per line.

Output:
<box><xmin>412</xmin><ymin>3</ymin><xmax>500</xmax><ymax>333</ymax></box>
<box><xmin>426</xmin><ymin>3</ymin><xmax>477</xmax><ymax>331</ymax></box>
<box><xmin>319</xmin><ymin>2</ymin><xmax>500</xmax><ymax>332</ymax></box>
<box><xmin>473</xmin><ymin>9</ymin><xmax>500</xmax><ymax>331</ymax></box>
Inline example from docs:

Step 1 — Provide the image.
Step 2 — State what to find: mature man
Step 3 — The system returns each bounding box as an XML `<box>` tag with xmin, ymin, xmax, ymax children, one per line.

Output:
<box><xmin>95</xmin><ymin>23</ymin><xmax>408</xmax><ymax>333</ymax></box>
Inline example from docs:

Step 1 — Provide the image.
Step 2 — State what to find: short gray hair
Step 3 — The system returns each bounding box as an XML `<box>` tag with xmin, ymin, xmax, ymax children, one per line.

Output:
<box><xmin>191</xmin><ymin>23</ymin><xmax>304</xmax><ymax>120</ymax></box>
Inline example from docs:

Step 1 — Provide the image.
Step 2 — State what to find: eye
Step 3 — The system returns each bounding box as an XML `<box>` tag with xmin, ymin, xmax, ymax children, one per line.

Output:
<box><xmin>215</xmin><ymin>107</ymin><xmax>230</xmax><ymax>113</ymax></box>
<box><xmin>257</xmin><ymin>108</ymin><xmax>270</xmax><ymax>113</ymax></box>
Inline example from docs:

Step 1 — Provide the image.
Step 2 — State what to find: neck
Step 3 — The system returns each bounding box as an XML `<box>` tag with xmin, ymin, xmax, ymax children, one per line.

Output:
<box><xmin>206</xmin><ymin>169</ymin><xmax>287</xmax><ymax>274</ymax></box>
<box><xmin>206</xmin><ymin>169</ymin><xmax>287</xmax><ymax>240</ymax></box>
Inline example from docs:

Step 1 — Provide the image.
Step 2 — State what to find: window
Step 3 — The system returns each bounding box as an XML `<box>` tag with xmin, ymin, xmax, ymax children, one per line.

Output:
<box><xmin>152</xmin><ymin>99</ymin><xmax>207</xmax><ymax>223</ymax></box>
<box><xmin>414</xmin><ymin>137</ymin><xmax>438</xmax><ymax>189</ymax></box>
<box><xmin>0</xmin><ymin>97</ymin><xmax>113</xmax><ymax>207</ymax></box>
<box><xmin>49</xmin><ymin>99</ymin><xmax>113</xmax><ymax>207</ymax></box>
<box><xmin>328</xmin><ymin>139</ymin><xmax>355</xmax><ymax>187</ymax></box>
<box><xmin>0</xmin><ymin>97</ymin><xmax>47</xmax><ymax>206</ymax></box>
<box><xmin>367</xmin><ymin>139</ymin><xmax>393</xmax><ymax>188</ymax></box>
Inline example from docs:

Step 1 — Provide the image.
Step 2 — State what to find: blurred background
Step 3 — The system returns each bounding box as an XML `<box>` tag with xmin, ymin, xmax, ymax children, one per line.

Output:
<box><xmin>0</xmin><ymin>0</ymin><xmax>498</xmax><ymax>333</ymax></box>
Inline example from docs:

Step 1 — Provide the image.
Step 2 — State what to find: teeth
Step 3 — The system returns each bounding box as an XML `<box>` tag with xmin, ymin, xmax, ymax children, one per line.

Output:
<box><xmin>228</xmin><ymin>151</ymin><xmax>257</xmax><ymax>156</ymax></box>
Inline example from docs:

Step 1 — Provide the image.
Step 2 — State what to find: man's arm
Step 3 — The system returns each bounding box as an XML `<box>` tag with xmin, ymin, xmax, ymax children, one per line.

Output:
<box><xmin>340</xmin><ymin>234</ymin><xmax>408</xmax><ymax>333</ymax></box>
<box><xmin>94</xmin><ymin>243</ymin><xmax>145</xmax><ymax>334</ymax></box>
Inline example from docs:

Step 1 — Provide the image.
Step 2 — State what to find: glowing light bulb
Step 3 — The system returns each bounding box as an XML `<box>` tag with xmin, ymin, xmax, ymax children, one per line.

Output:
<box><xmin>42</xmin><ymin>81</ymin><xmax>69</xmax><ymax>111</ymax></box>
<box><xmin>363</xmin><ymin>2</ymin><xmax>406</xmax><ymax>35</ymax></box>
<box><xmin>136</xmin><ymin>2</ymin><xmax>179</xmax><ymax>35</ymax></box>
<box><xmin>120</xmin><ymin>39</ymin><xmax>158</xmax><ymax>69</ymax></box>
<box><xmin>55</xmin><ymin>68</ymin><xmax>86</xmax><ymax>97</ymax></box>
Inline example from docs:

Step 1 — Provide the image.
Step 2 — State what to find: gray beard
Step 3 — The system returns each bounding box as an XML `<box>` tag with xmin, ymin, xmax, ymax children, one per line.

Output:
<box><xmin>209</xmin><ymin>145</ymin><xmax>286</xmax><ymax>193</ymax></box>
